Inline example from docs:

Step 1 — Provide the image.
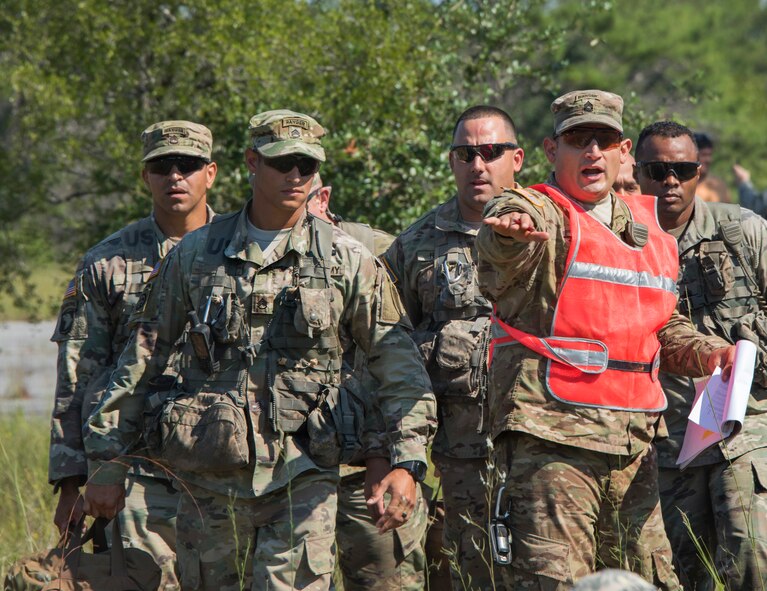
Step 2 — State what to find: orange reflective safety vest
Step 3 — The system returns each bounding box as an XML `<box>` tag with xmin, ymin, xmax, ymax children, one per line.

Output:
<box><xmin>489</xmin><ymin>184</ymin><xmax>679</xmax><ymax>411</ymax></box>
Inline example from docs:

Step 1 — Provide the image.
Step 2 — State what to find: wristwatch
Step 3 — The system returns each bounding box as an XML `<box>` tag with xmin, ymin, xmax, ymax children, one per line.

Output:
<box><xmin>393</xmin><ymin>460</ymin><xmax>428</xmax><ymax>482</ymax></box>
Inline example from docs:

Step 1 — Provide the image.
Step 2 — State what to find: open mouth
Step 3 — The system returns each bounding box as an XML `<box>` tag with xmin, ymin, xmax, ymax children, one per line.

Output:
<box><xmin>581</xmin><ymin>166</ymin><xmax>604</xmax><ymax>181</ymax></box>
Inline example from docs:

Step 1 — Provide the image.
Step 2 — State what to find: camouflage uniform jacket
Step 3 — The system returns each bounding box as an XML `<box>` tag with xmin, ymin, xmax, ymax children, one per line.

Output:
<box><xmin>657</xmin><ymin>198</ymin><xmax>767</xmax><ymax>467</ymax></box>
<box><xmin>476</xmin><ymin>183</ymin><xmax>729</xmax><ymax>456</ymax></box>
<box><xmin>49</xmin><ymin>209</ymin><xmax>213</xmax><ymax>487</ymax></box>
<box><xmin>84</xmin><ymin>202</ymin><xmax>436</xmax><ymax>497</ymax></box>
<box><xmin>383</xmin><ymin>195</ymin><xmax>492</xmax><ymax>459</ymax></box>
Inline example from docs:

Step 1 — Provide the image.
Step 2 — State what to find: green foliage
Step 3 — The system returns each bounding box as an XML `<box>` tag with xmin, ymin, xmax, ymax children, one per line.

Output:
<box><xmin>0</xmin><ymin>414</ymin><xmax>58</xmax><ymax>576</ymax></box>
<box><xmin>1</xmin><ymin>0</ymin><xmax>766</xmax><ymax>308</ymax></box>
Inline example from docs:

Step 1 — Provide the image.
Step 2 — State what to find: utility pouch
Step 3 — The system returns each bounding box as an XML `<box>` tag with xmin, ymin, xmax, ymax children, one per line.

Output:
<box><xmin>698</xmin><ymin>241</ymin><xmax>734</xmax><ymax>300</ymax></box>
<box><xmin>432</xmin><ymin>318</ymin><xmax>489</xmax><ymax>398</ymax></box>
<box><xmin>148</xmin><ymin>390</ymin><xmax>250</xmax><ymax>473</ymax></box>
<box><xmin>306</xmin><ymin>385</ymin><xmax>365</xmax><ymax>467</ymax></box>
<box><xmin>490</xmin><ymin>485</ymin><xmax>512</xmax><ymax>565</ymax></box>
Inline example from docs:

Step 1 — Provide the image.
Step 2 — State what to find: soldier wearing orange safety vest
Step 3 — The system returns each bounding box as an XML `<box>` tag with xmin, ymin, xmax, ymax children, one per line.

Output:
<box><xmin>475</xmin><ymin>89</ymin><xmax>735</xmax><ymax>590</ymax></box>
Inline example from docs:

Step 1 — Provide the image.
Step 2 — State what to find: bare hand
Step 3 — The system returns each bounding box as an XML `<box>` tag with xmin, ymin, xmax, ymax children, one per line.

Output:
<box><xmin>364</xmin><ymin>457</ymin><xmax>393</xmax><ymax>521</ymax></box>
<box><xmin>366</xmin><ymin>467</ymin><xmax>416</xmax><ymax>534</ymax></box>
<box><xmin>732</xmin><ymin>163</ymin><xmax>751</xmax><ymax>186</ymax></box>
<box><xmin>83</xmin><ymin>483</ymin><xmax>125</xmax><ymax>520</ymax></box>
<box><xmin>53</xmin><ymin>477</ymin><xmax>85</xmax><ymax>536</ymax></box>
<box><xmin>484</xmin><ymin>212</ymin><xmax>550</xmax><ymax>242</ymax></box>
<box><xmin>706</xmin><ymin>345</ymin><xmax>737</xmax><ymax>382</ymax></box>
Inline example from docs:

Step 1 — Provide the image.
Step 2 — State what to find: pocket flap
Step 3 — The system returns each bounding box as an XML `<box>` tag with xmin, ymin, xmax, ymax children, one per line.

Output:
<box><xmin>304</xmin><ymin>533</ymin><xmax>335</xmax><ymax>575</ymax></box>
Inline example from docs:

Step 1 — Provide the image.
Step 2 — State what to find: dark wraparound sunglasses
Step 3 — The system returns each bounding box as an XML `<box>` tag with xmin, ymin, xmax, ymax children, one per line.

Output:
<box><xmin>264</xmin><ymin>155</ymin><xmax>321</xmax><ymax>176</ymax></box>
<box><xmin>145</xmin><ymin>156</ymin><xmax>207</xmax><ymax>176</ymax></box>
<box><xmin>450</xmin><ymin>143</ymin><xmax>519</xmax><ymax>163</ymax></box>
<box><xmin>636</xmin><ymin>161</ymin><xmax>700</xmax><ymax>182</ymax></box>
<box><xmin>556</xmin><ymin>127</ymin><xmax>623</xmax><ymax>151</ymax></box>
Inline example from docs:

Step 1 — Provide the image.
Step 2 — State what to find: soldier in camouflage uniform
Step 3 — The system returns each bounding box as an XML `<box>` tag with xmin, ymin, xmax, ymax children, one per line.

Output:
<box><xmin>382</xmin><ymin>105</ymin><xmax>524</xmax><ymax>591</ymax></box>
<box><xmin>81</xmin><ymin>109</ymin><xmax>437</xmax><ymax>591</ymax></box>
<box><xmin>635</xmin><ymin>120</ymin><xmax>767</xmax><ymax>590</ymax></box>
<box><xmin>307</xmin><ymin>175</ymin><xmax>429</xmax><ymax>591</ymax></box>
<box><xmin>49</xmin><ymin>120</ymin><xmax>218</xmax><ymax>590</ymax></box>
<box><xmin>475</xmin><ymin>90</ymin><xmax>736</xmax><ymax>590</ymax></box>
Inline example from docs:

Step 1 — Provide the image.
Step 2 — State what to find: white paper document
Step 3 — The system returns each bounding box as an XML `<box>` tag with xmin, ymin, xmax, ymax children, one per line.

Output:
<box><xmin>676</xmin><ymin>340</ymin><xmax>756</xmax><ymax>469</ymax></box>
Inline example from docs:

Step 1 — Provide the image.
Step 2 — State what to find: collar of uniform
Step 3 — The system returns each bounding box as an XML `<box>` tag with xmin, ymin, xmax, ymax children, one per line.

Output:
<box><xmin>224</xmin><ymin>201</ymin><xmax>312</xmax><ymax>264</ymax></box>
<box><xmin>675</xmin><ymin>196</ymin><xmax>710</xmax><ymax>253</ymax></box>
<box><xmin>148</xmin><ymin>213</ymin><xmax>177</xmax><ymax>258</ymax></box>
<box><xmin>435</xmin><ymin>195</ymin><xmax>482</xmax><ymax>235</ymax></box>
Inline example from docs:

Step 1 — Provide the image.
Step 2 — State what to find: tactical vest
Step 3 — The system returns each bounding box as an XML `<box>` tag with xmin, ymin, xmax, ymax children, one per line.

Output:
<box><xmin>182</xmin><ymin>213</ymin><xmax>343</xmax><ymax>434</ymax></box>
<box><xmin>677</xmin><ymin>204</ymin><xmax>767</xmax><ymax>386</ymax></box>
<box><xmin>490</xmin><ymin>185</ymin><xmax>679</xmax><ymax>411</ymax></box>
<box><xmin>415</xmin><ymin>225</ymin><xmax>492</xmax><ymax>413</ymax></box>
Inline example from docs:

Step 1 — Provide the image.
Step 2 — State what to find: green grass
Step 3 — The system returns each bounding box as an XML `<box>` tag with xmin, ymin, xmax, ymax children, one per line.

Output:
<box><xmin>0</xmin><ymin>264</ymin><xmax>71</xmax><ymax>322</ymax></box>
<box><xmin>0</xmin><ymin>413</ymin><xmax>58</xmax><ymax>577</ymax></box>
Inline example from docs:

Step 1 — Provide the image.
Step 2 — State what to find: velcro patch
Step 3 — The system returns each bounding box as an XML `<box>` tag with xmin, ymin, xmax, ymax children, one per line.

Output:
<box><xmin>282</xmin><ymin>118</ymin><xmax>309</xmax><ymax>130</ymax></box>
<box><xmin>148</xmin><ymin>260</ymin><xmax>163</xmax><ymax>281</ymax></box>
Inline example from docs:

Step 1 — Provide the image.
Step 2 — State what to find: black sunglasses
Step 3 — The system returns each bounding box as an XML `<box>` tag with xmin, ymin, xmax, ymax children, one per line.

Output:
<box><xmin>264</xmin><ymin>155</ymin><xmax>321</xmax><ymax>176</ymax></box>
<box><xmin>556</xmin><ymin>127</ymin><xmax>623</xmax><ymax>151</ymax></box>
<box><xmin>636</xmin><ymin>161</ymin><xmax>700</xmax><ymax>182</ymax></box>
<box><xmin>145</xmin><ymin>156</ymin><xmax>207</xmax><ymax>176</ymax></box>
<box><xmin>450</xmin><ymin>143</ymin><xmax>519</xmax><ymax>163</ymax></box>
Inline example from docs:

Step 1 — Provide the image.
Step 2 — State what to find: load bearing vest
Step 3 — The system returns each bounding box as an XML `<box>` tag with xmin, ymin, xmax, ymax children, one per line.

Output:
<box><xmin>490</xmin><ymin>184</ymin><xmax>679</xmax><ymax>411</ymax></box>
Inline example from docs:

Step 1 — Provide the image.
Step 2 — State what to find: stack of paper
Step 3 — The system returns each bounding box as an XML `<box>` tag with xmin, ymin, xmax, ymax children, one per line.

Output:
<box><xmin>676</xmin><ymin>340</ymin><xmax>756</xmax><ymax>469</ymax></box>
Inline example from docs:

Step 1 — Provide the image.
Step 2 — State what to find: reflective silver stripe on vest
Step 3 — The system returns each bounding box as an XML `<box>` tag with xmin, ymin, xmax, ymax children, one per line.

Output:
<box><xmin>569</xmin><ymin>261</ymin><xmax>677</xmax><ymax>295</ymax></box>
<box><xmin>546</xmin><ymin>344</ymin><xmax>607</xmax><ymax>372</ymax></box>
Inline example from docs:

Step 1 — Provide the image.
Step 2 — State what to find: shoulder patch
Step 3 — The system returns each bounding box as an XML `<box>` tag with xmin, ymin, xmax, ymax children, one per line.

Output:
<box><xmin>380</xmin><ymin>255</ymin><xmax>398</xmax><ymax>285</ymax></box>
<box><xmin>63</xmin><ymin>278</ymin><xmax>77</xmax><ymax>299</ymax></box>
<box><xmin>147</xmin><ymin>259</ymin><xmax>163</xmax><ymax>281</ymax></box>
<box><xmin>506</xmin><ymin>186</ymin><xmax>546</xmax><ymax>209</ymax></box>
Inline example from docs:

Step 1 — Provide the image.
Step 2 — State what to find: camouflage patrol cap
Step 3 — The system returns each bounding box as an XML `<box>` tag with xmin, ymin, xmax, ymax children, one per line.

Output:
<box><xmin>551</xmin><ymin>89</ymin><xmax>624</xmax><ymax>135</ymax></box>
<box><xmin>572</xmin><ymin>569</ymin><xmax>655</xmax><ymax>591</ymax></box>
<box><xmin>141</xmin><ymin>120</ymin><xmax>213</xmax><ymax>162</ymax></box>
<box><xmin>248</xmin><ymin>109</ymin><xmax>326</xmax><ymax>162</ymax></box>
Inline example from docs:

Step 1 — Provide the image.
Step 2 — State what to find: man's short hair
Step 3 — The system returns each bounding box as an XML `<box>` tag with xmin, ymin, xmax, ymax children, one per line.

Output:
<box><xmin>693</xmin><ymin>131</ymin><xmax>714</xmax><ymax>150</ymax></box>
<box><xmin>635</xmin><ymin>121</ymin><xmax>698</xmax><ymax>160</ymax></box>
<box><xmin>451</xmin><ymin>105</ymin><xmax>517</xmax><ymax>142</ymax></box>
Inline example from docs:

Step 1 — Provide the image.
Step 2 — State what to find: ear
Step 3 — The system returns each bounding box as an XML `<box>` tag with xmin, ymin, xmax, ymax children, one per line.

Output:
<box><xmin>512</xmin><ymin>147</ymin><xmax>525</xmax><ymax>173</ymax></box>
<box><xmin>619</xmin><ymin>138</ymin><xmax>632</xmax><ymax>164</ymax></box>
<box><xmin>245</xmin><ymin>148</ymin><xmax>259</xmax><ymax>173</ymax></box>
<box><xmin>205</xmin><ymin>161</ymin><xmax>218</xmax><ymax>189</ymax></box>
<box><xmin>543</xmin><ymin>136</ymin><xmax>557</xmax><ymax>164</ymax></box>
<box><xmin>318</xmin><ymin>187</ymin><xmax>331</xmax><ymax>214</ymax></box>
<box><xmin>448</xmin><ymin>150</ymin><xmax>457</xmax><ymax>176</ymax></box>
<box><xmin>141</xmin><ymin>167</ymin><xmax>150</xmax><ymax>188</ymax></box>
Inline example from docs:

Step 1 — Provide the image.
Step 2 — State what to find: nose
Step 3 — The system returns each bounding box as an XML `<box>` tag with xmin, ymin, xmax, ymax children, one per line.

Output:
<box><xmin>168</xmin><ymin>165</ymin><xmax>184</xmax><ymax>180</ymax></box>
<box><xmin>663</xmin><ymin>170</ymin><xmax>681</xmax><ymax>186</ymax></box>
<box><xmin>584</xmin><ymin>139</ymin><xmax>602</xmax><ymax>158</ymax></box>
<box><xmin>469</xmin><ymin>154</ymin><xmax>486</xmax><ymax>172</ymax></box>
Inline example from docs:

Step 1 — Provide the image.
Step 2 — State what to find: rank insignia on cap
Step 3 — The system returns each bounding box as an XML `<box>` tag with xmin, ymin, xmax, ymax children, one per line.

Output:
<box><xmin>63</xmin><ymin>279</ymin><xmax>77</xmax><ymax>299</ymax></box>
<box><xmin>289</xmin><ymin>128</ymin><xmax>302</xmax><ymax>138</ymax></box>
<box><xmin>584</xmin><ymin>101</ymin><xmax>594</xmax><ymax>112</ymax></box>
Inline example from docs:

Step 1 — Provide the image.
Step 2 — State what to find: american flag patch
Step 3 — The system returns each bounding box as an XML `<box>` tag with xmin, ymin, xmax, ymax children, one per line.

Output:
<box><xmin>148</xmin><ymin>260</ymin><xmax>162</xmax><ymax>281</ymax></box>
<box><xmin>63</xmin><ymin>279</ymin><xmax>77</xmax><ymax>299</ymax></box>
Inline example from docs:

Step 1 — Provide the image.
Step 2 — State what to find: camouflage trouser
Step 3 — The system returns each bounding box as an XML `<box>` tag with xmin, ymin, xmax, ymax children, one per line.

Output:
<box><xmin>335</xmin><ymin>471</ymin><xmax>428</xmax><ymax>590</ymax></box>
<box><xmin>493</xmin><ymin>433</ymin><xmax>680</xmax><ymax>591</ymax></box>
<box><xmin>175</xmin><ymin>471</ymin><xmax>338</xmax><ymax>591</ymax></box>
<box><xmin>117</xmin><ymin>473</ymin><xmax>180</xmax><ymax>591</ymax></box>
<box><xmin>432</xmin><ymin>453</ymin><xmax>502</xmax><ymax>591</ymax></box>
<box><xmin>659</xmin><ymin>446</ymin><xmax>767</xmax><ymax>591</ymax></box>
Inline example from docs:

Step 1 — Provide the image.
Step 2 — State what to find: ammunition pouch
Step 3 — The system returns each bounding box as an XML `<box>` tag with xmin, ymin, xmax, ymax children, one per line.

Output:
<box><xmin>306</xmin><ymin>385</ymin><xmax>366</xmax><ymax>468</ymax></box>
<box><xmin>143</xmin><ymin>387</ymin><xmax>250</xmax><ymax>474</ymax></box>
<box><xmin>430</xmin><ymin>318</ymin><xmax>490</xmax><ymax>399</ymax></box>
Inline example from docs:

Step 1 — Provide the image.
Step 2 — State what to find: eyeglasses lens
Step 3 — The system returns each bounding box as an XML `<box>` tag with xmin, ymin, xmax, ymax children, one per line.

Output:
<box><xmin>560</xmin><ymin>129</ymin><xmax>623</xmax><ymax>150</ymax></box>
<box><xmin>641</xmin><ymin>161</ymin><xmax>699</xmax><ymax>182</ymax></box>
<box><xmin>452</xmin><ymin>143</ymin><xmax>517</xmax><ymax>163</ymax></box>
<box><xmin>265</xmin><ymin>156</ymin><xmax>320</xmax><ymax>176</ymax></box>
<box><xmin>146</xmin><ymin>157</ymin><xmax>207</xmax><ymax>176</ymax></box>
